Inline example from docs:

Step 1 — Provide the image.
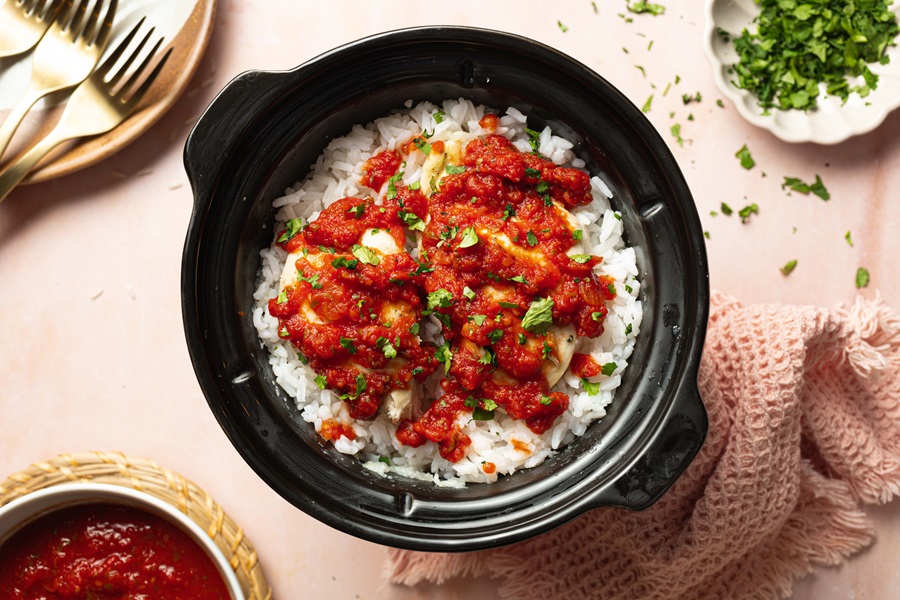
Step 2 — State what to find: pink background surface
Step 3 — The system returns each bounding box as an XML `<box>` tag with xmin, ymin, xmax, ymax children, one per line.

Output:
<box><xmin>1</xmin><ymin>1</ymin><xmax>898</xmax><ymax>597</ymax></box>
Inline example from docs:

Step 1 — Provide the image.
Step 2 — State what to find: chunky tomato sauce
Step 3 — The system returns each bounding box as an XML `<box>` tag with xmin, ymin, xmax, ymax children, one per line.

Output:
<box><xmin>270</xmin><ymin>117</ymin><xmax>615</xmax><ymax>463</ymax></box>
<box><xmin>0</xmin><ymin>503</ymin><xmax>231</xmax><ymax>599</ymax></box>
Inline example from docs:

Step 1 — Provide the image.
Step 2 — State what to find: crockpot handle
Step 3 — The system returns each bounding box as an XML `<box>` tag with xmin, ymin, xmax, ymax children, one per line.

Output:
<box><xmin>183</xmin><ymin>69</ymin><xmax>288</xmax><ymax>204</ymax></box>
<box><xmin>588</xmin><ymin>378</ymin><xmax>707</xmax><ymax>511</ymax></box>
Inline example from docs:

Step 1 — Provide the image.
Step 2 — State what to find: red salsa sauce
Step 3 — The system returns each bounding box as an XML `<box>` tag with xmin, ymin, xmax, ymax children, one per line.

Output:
<box><xmin>0</xmin><ymin>503</ymin><xmax>231</xmax><ymax>599</ymax></box>
<box><xmin>269</xmin><ymin>118</ymin><xmax>615</xmax><ymax>463</ymax></box>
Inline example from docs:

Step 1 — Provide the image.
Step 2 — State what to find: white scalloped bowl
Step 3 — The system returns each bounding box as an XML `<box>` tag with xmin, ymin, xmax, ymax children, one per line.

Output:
<box><xmin>703</xmin><ymin>0</ymin><xmax>900</xmax><ymax>144</ymax></box>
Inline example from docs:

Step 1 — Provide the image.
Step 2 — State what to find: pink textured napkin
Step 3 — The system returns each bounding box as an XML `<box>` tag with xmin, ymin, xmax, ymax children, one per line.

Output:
<box><xmin>387</xmin><ymin>291</ymin><xmax>900</xmax><ymax>599</ymax></box>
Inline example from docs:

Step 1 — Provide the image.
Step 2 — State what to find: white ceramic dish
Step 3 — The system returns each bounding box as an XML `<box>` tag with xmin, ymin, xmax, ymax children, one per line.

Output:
<box><xmin>703</xmin><ymin>0</ymin><xmax>900</xmax><ymax>144</ymax></box>
<box><xmin>0</xmin><ymin>482</ymin><xmax>245</xmax><ymax>599</ymax></box>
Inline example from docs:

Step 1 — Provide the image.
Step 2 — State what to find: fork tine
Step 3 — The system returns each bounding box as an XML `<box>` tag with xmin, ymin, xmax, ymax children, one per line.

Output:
<box><xmin>92</xmin><ymin>0</ymin><xmax>116</xmax><ymax>47</ymax></box>
<box><xmin>107</xmin><ymin>26</ymin><xmax>154</xmax><ymax>90</ymax></box>
<box><xmin>95</xmin><ymin>16</ymin><xmax>144</xmax><ymax>79</ymax></box>
<box><xmin>78</xmin><ymin>0</ymin><xmax>106</xmax><ymax>45</ymax></box>
<box><xmin>117</xmin><ymin>36</ymin><xmax>164</xmax><ymax>99</ymax></box>
<box><xmin>63</xmin><ymin>0</ymin><xmax>86</xmax><ymax>36</ymax></box>
<box><xmin>123</xmin><ymin>45</ymin><xmax>171</xmax><ymax>109</ymax></box>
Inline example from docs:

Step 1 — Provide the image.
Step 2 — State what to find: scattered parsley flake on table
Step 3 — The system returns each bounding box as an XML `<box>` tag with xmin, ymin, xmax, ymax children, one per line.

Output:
<box><xmin>671</xmin><ymin>123</ymin><xmax>684</xmax><ymax>146</ymax></box>
<box><xmin>558</xmin><ymin>20</ymin><xmax>569</xmax><ymax>33</ymax></box>
<box><xmin>642</xmin><ymin>94</ymin><xmax>654</xmax><ymax>112</ymax></box>
<box><xmin>736</xmin><ymin>144</ymin><xmax>756</xmax><ymax>169</ymax></box>
<box><xmin>721</xmin><ymin>202</ymin><xmax>734</xmax><ymax>216</ymax></box>
<box><xmin>738</xmin><ymin>203</ymin><xmax>759</xmax><ymax>223</ymax></box>
<box><xmin>856</xmin><ymin>267</ymin><xmax>870</xmax><ymax>288</ymax></box>
<box><xmin>730</xmin><ymin>0</ymin><xmax>900</xmax><ymax>112</ymax></box>
<box><xmin>782</xmin><ymin>174</ymin><xmax>830</xmax><ymax>200</ymax></box>
<box><xmin>627</xmin><ymin>1</ymin><xmax>666</xmax><ymax>15</ymax></box>
<box><xmin>781</xmin><ymin>259</ymin><xmax>798</xmax><ymax>275</ymax></box>
<box><xmin>845</xmin><ymin>230</ymin><xmax>854</xmax><ymax>246</ymax></box>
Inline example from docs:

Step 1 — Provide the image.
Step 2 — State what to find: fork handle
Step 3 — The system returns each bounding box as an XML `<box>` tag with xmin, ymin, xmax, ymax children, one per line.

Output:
<box><xmin>0</xmin><ymin>128</ymin><xmax>70</xmax><ymax>204</ymax></box>
<box><xmin>0</xmin><ymin>85</ymin><xmax>47</xmax><ymax>160</ymax></box>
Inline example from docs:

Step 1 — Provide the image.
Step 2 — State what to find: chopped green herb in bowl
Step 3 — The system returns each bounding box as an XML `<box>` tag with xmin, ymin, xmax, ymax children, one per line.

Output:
<box><xmin>703</xmin><ymin>0</ymin><xmax>900</xmax><ymax>143</ymax></box>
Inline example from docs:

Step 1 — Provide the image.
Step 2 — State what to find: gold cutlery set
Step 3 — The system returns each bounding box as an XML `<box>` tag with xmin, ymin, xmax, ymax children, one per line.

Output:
<box><xmin>0</xmin><ymin>0</ymin><xmax>172</xmax><ymax>202</ymax></box>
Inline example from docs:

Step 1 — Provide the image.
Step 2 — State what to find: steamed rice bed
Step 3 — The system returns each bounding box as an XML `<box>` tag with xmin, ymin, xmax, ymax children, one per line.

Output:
<box><xmin>252</xmin><ymin>99</ymin><xmax>642</xmax><ymax>486</ymax></box>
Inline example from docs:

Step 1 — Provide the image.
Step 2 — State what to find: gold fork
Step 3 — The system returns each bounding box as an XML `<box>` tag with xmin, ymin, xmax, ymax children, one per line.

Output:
<box><xmin>0</xmin><ymin>17</ymin><xmax>172</xmax><ymax>203</ymax></box>
<box><xmin>0</xmin><ymin>0</ymin><xmax>64</xmax><ymax>58</ymax></box>
<box><xmin>0</xmin><ymin>0</ymin><xmax>117</xmax><ymax>158</ymax></box>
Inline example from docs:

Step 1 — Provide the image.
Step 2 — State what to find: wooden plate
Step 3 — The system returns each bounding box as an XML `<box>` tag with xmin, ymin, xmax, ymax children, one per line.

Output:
<box><xmin>0</xmin><ymin>0</ymin><xmax>216</xmax><ymax>184</ymax></box>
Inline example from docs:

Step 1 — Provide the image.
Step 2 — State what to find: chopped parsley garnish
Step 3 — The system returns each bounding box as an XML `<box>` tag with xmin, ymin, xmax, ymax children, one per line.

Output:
<box><xmin>488</xmin><ymin>329</ymin><xmax>503</xmax><ymax>344</ymax></box>
<box><xmin>720</xmin><ymin>202</ymin><xmax>734</xmax><ymax>216</ymax></box>
<box><xmin>457</xmin><ymin>226</ymin><xmax>480</xmax><ymax>249</ymax></box>
<box><xmin>446</xmin><ymin>164</ymin><xmax>466</xmax><ymax>175</ymax></box>
<box><xmin>298</xmin><ymin>273</ymin><xmax>323</xmax><ymax>289</ymax></box>
<box><xmin>536</xmin><ymin>180</ymin><xmax>552</xmax><ymax>205</ymax></box>
<box><xmin>499</xmin><ymin>301</ymin><xmax>521</xmax><ymax>309</ymax></box>
<box><xmin>385</xmin><ymin>172</ymin><xmax>403</xmax><ymax>200</ymax></box>
<box><xmin>508</xmin><ymin>275</ymin><xmax>528</xmax><ymax>284</ymax></box>
<box><xmin>625</xmin><ymin>323</ymin><xmax>633</xmax><ymax>335</ymax></box>
<box><xmin>591</xmin><ymin>311</ymin><xmax>603</xmax><ymax>321</ymax></box>
<box><xmin>314</xmin><ymin>375</ymin><xmax>327</xmax><ymax>389</ymax></box>
<box><xmin>318</xmin><ymin>245</ymin><xmax>336</xmax><ymax>254</ymax></box>
<box><xmin>572</xmin><ymin>229</ymin><xmax>583</xmax><ymax>240</ymax></box>
<box><xmin>295</xmin><ymin>352</ymin><xmax>308</xmax><ymax>364</ymax></box>
<box><xmin>331</xmin><ymin>256</ymin><xmax>358</xmax><ymax>270</ymax></box>
<box><xmin>433</xmin><ymin>110</ymin><xmax>444</xmax><ymax>124</ymax></box>
<box><xmin>856</xmin><ymin>267</ymin><xmax>870</xmax><ymax>288</ymax></box>
<box><xmin>539</xmin><ymin>394</ymin><xmax>553</xmax><ymax>406</ymax></box>
<box><xmin>502</xmin><ymin>203</ymin><xmax>516</xmax><ymax>220</ymax></box>
<box><xmin>581</xmin><ymin>378</ymin><xmax>601</xmax><ymax>396</ymax></box>
<box><xmin>347</xmin><ymin>203</ymin><xmax>365</xmax><ymax>218</ymax></box>
<box><xmin>277</xmin><ymin>218</ymin><xmax>303</xmax><ymax>243</ymax></box>
<box><xmin>435</xmin><ymin>342</ymin><xmax>453</xmax><ymax>374</ymax></box>
<box><xmin>463</xmin><ymin>286</ymin><xmax>476</xmax><ymax>301</ymax></box>
<box><xmin>413</xmin><ymin>137</ymin><xmax>431</xmax><ymax>155</ymax></box>
<box><xmin>730</xmin><ymin>0</ymin><xmax>899</xmax><ymax>111</ymax></box>
<box><xmin>478</xmin><ymin>347</ymin><xmax>496</xmax><ymax>365</ymax></box>
<box><xmin>780</xmin><ymin>259</ymin><xmax>798</xmax><ymax>276</ymax></box>
<box><xmin>524</xmin><ymin>127</ymin><xmax>541</xmax><ymax>153</ymax></box>
<box><xmin>542</xmin><ymin>341</ymin><xmax>552</xmax><ymax>359</ymax></box>
<box><xmin>782</xmin><ymin>175</ymin><xmax>830</xmax><ymax>201</ymax></box>
<box><xmin>470</xmin><ymin>314</ymin><xmax>488</xmax><ymax>326</ymax></box>
<box><xmin>409</xmin><ymin>323</ymin><xmax>420</xmax><ymax>335</ymax></box>
<box><xmin>570</xmin><ymin>254</ymin><xmax>591</xmax><ymax>264</ymax></box>
<box><xmin>399</xmin><ymin>210</ymin><xmax>426</xmax><ymax>231</ymax></box>
<box><xmin>738</xmin><ymin>203</ymin><xmax>759</xmax><ymax>224</ymax></box>
<box><xmin>526</xmin><ymin>231</ymin><xmax>539</xmax><ymax>247</ymax></box>
<box><xmin>682</xmin><ymin>91</ymin><xmax>702</xmax><ymax>105</ymax></box>
<box><xmin>340</xmin><ymin>373</ymin><xmax>367</xmax><ymax>400</ymax></box>
<box><xmin>735</xmin><ymin>145</ymin><xmax>755</xmax><ymax>169</ymax></box>
<box><xmin>427</xmin><ymin>289</ymin><xmax>454</xmax><ymax>310</ymax></box>
<box><xmin>351</xmin><ymin>244</ymin><xmax>381</xmax><ymax>265</ymax></box>
<box><xmin>518</xmin><ymin>333</ymin><xmax>527</xmax><ymax>345</ymax></box>
<box><xmin>408</xmin><ymin>181</ymin><xmax>421</xmax><ymax>190</ymax></box>
<box><xmin>521</xmin><ymin>297</ymin><xmax>554</xmax><ymax>334</ymax></box>
<box><xmin>642</xmin><ymin>94</ymin><xmax>654</xmax><ymax>113</ymax></box>
<box><xmin>671</xmin><ymin>123</ymin><xmax>684</xmax><ymax>146</ymax></box>
<box><xmin>339</xmin><ymin>337</ymin><xmax>358</xmax><ymax>354</ymax></box>
<box><xmin>472</xmin><ymin>406</ymin><xmax>495</xmax><ymax>421</ymax></box>
<box><xmin>278</xmin><ymin>326</ymin><xmax>289</xmax><ymax>339</ymax></box>
<box><xmin>277</xmin><ymin>290</ymin><xmax>288</xmax><ymax>304</ymax></box>
<box><xmin>627</xmin><ymin>1</ymin><xmax>665</xmax><ymax>15</ymax></box>
<box><xmin>376</xmin><ymin>337</ymin><xmax>397</xmax><ymax>359</ymax></box>
<box><xmin>525</xmin><ymin>167</ymin><xmax>541</xmax><ymax>178</ymax></box>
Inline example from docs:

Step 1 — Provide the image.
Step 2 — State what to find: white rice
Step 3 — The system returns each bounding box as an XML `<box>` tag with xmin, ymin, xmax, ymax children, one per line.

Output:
<box><xmin>252</xmin><ymin>99</ymin><xmax>642</xmax><ymax>486</ymax></box>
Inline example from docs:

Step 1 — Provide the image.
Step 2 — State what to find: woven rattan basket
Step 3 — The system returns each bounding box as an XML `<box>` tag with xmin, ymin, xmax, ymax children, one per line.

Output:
<box><xmin>0</xmin><ymin>451</ymin><xmax>272</xmax><ymax>599</ymax></box>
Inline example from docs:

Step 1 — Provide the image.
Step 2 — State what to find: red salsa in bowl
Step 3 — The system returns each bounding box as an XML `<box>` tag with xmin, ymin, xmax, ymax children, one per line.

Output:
<box><xmin>0</xmin><ymin>501</ymin><xmax>235</xmax><ymax>599</ymax></box>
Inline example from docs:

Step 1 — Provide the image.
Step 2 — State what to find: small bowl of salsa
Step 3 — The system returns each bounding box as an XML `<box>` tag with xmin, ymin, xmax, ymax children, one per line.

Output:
<box><xmin>0</xmin><ymin>482</ymin><xmax>245</xmax><ymax>599</ymax></box>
